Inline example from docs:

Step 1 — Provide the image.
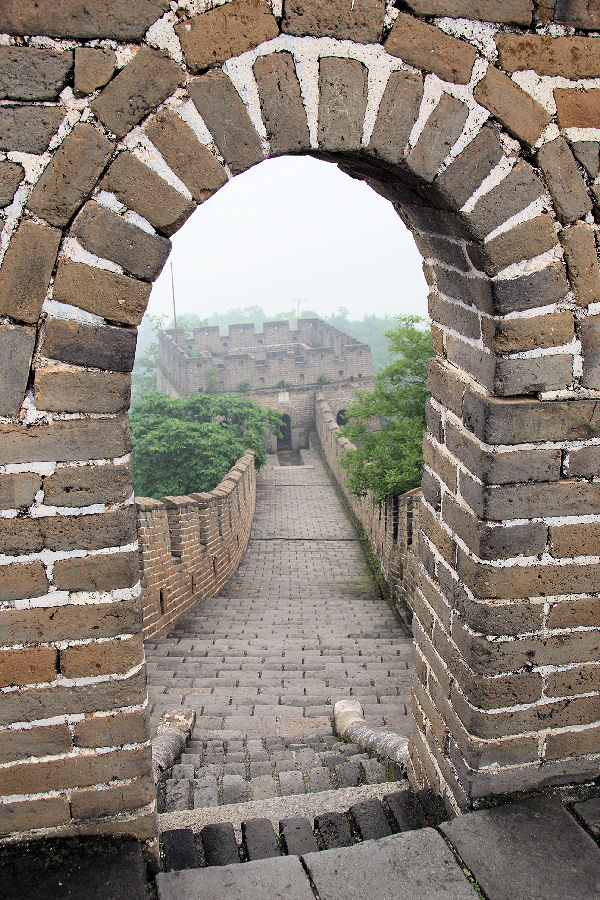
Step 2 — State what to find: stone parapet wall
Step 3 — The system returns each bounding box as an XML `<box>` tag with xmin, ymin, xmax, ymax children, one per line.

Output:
<box><xmin>316</xmin><ymin>393</ymin><xmax>421</xmax><ymax>621</ymax></box>
<box><xmin>136</xmin><ymin>451</ymin><xmax>256</xmax><ymax>640</ymax></box>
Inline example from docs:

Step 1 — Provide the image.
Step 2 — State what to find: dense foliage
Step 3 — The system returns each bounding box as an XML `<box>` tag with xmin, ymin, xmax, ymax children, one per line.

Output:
<box><xmin>338</xmin><ymin>315</ymin><xmax>434</xmax><ymax>503</ymax></box>
<box><xmin>130</xmin><ymin>392</ymin><xmax>282</xmax><ymax>499</ymax></box>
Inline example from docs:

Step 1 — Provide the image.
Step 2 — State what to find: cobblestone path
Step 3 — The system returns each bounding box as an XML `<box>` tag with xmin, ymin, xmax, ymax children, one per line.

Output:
<box><xmin>145</xmin><ymin>449</ymin><xmax>414</xmax><ymax>813</ymax></box>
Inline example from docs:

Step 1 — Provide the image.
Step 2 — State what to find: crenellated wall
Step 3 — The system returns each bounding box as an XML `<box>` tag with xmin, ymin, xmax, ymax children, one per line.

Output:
<box><xmin>136</xmin><ymin>452</ymin><xmax>256</xmax><ymax>640</ymax></box>
<box><xmin>316</xmin><ymin>394</ymin><xmax>421</xmax><ymax>624</ymax></box>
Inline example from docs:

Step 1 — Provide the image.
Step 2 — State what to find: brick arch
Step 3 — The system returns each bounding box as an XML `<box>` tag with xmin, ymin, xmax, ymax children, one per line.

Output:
<box><xmin>1</xmin><ymin>0</ymin><xmax>600</xmax><ymax>844</ymax></box>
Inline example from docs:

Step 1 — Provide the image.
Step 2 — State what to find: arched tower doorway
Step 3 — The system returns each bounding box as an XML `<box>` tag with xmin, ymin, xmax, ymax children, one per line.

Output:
<box><xmin>277</xmin><ymin>413</ymin><xmax>293</xmax><ymax>451</ymax></box>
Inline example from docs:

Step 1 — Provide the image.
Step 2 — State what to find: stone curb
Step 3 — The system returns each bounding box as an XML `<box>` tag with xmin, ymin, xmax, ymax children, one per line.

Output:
<box><xmin>333</xmin><ymin>699</ymin><xmax>409</xmax><ymax>768</ymax></box>
<box><xmin>152</xmin><ymin>708</ymin><xmax>196</xmax><ymax>782</ymax></box>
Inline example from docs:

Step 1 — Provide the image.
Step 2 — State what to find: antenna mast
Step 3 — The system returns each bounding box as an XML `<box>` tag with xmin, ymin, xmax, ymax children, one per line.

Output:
<box><xmin>171</xmin><ymin>260</ymin><xmax>179</xmax><ymax>344</ymax></box>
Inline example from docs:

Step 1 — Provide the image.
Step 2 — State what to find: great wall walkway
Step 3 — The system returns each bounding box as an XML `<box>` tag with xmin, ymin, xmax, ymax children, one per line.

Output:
<box><xmin>144</xmin><ymin>448</ymin><xmax>414</xmax><ymax>820</ymax></box>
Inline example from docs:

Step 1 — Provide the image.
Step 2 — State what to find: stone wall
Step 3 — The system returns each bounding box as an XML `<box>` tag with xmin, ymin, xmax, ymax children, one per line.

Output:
<box><xmin>316</xmin><ymin>394</ymin><xmax>421</xmax><ymax>624</ymax></box>
<box><xmin>137</xmin><ymin>452</ymin><xmax>256</xmax><ymax>640</ymax></box>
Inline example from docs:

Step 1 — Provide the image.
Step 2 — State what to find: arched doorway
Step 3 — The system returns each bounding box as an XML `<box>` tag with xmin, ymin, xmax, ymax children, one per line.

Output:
<box><xmin>277</xmin><ymin>413</ymin><xmax>293</xmax><ymax>451</ymax></box>
<box><xmin>336</xmin><ymin>409</ymin><xmax>348</xmax><ymax>428</ymax></box>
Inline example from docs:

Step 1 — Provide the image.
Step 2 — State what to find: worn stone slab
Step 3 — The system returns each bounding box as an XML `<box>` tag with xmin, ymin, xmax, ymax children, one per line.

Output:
<box><xmin>279</xmin><ymin>816</ymin><xmax>319</xmax><ymax>855</ymax></box>
<box><xmin>304</xmin><ymin>829</ymin><xmax>479</xmax><ymax>900</ymax></box>
<box><xmin>0</xmin><ymin>324</ymin><xmax>35</xmax><ymax>416</ymax></box>
<box><xmin>440</xmin><ymin>797</ymin><xmax>600</xmax><ymax>900</ymax></box>
<box><xmin>0</xmin><ymin>219</ymin><xmax>61</xmax><ymax>324</ymax></box>
<box><xmin>52</xmin><ymin>258</ymin><xmax>151</xmax><ymax>327</ymax></box>
<box><xmin>318</xmin><ymin>57</ymin><xmax>368</xmax><ymax>153</ymax></box>
<box><xmin>283</xmin><ymin>0</ymin><xmax>385</xmax><ymax>42</ymax></box>
<box><xmin>254</xmin><ymin>51</ymin><xmax>310</xmax><ymax>155</ymax></box>
<box><xmin>161</xmin><ymin>828</ymin><xmax>198</xmax><ymax>871</ymax></box>
<box><xmin>573</xmin><ymin>797</ymin><xmax>600</xmax><ymax>837</ymax></box>
<box><xmin>0</xmin><ymin>48</ymin><xmax>72</xmax><ymax>101</ymax></box>
<box><xmin>0</xmin><ymin>1</ymin><xmax>169</xmax><ymax>40</ymax></box>
<box><xmin>74</xmin><ymin>47</ymin><xmax>116</xmax><ymax>96</ymax></box>
<box><xmin>242</xmin><ymin>817</ymin><xmax>281</xmax><ymax>859</ymax></box>
<box><xmin>0</xmin><ymin>105</ymin><xmax>64</xmax><ymax>154</ymax></box>
<box><xmin>201</xmin><ymin>822</ymin><xmax>240</xmax><ymax>866</ymax></box>
<box><xmin>0</xmin><ymin>160</ymin><xmax>23</xmax><ymax>207</ymax></box>
<box><xmin>176</xmin><ymin>0</ymin><xmax>278</xmax><ymax>73</ymax></box>
<box><xmin>350</xmin><ymin>797</ymin><xmax>392</xmax><ymax>840</ymax></box>
<box><xmin>368</xmin><ymin>70</ymin><xmax>423</xmax><ymax>166</ymax></box>
<box><xmin>156</xmin><ymin>855</ymin><xmax>314</xmax><ymax>900</ymax></box>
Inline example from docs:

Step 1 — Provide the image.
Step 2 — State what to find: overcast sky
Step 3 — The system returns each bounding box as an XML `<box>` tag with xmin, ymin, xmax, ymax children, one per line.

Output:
<box><xmin>148</xmin><ymin>155</ymin><xmax>429</xmax><ymax>323</ymax></box>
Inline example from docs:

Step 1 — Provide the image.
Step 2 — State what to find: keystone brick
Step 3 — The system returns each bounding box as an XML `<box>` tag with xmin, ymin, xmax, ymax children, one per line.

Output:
<box><xmin>579</xmin><ymin>315</ymin><xmax>600</xmax><ymax>389</ymax></box>
<box><xmin>0</xmin><ymin>1</ymin><xmax>170</xmax><ymax>41</ymax></box>
<box><xmin>0</xmin><ymin>105</ymin><xmax>64</xmax><ymax>154</ymax></box>
<box><xmin>0</xmin><ymin>797</ymin><xmax>70</xmax><ymax>835</ymax></box>
<box><xmin>72</xmin><ymin>201</ymin><xmax>171</xmax><ymax>282</ymax></box>
<box><xmin>71</xmin><ymin>775</ymin><xmax>155</xmax><ymax>820</ymax></box>
<box><xmin>405</xmin><ymin>1</ymin><xmax>533</xmax><ymax>23</ymax></box>
<box><xmin>561</xmin><ymin>223</ymin><xmax>600</xmax><ymax>307</ymax></box>
<box><xmin>61</xmin><ymin>635</ymin><xmax>144</xmax><ymax>679</ymax></box>
<box><xmin>555</xmin><ymin>89</ymin><xmax>600</xmax><ymax>129</ymax></box>
<box><xmin>0</xmin><ymin>473</ymin><xmax>41</xmax><ymax>510</ymax></box>
<box><xmin>481</xmin><ymin>310</ymin><xmax>574</xmax><ymax>353</ymax></box>
<box><xmin>189</xmin><ymin>72</ymin><xmax>264</xmax><ymax>174</ymax></box>
<box><xmin>0</xmin><ymin>646</ymin><xmax>57</xmax><ymax>688</ymax></box>
<box><xmin>318</xmin><ymin>58</ymin><xmax>368</xmax><ymax>154</ymax></box>
<box><xmin>52</xmin><ymin>258</ymin><xmax>151</xmax><ymax>327</ymax></box>
<box><xmin>74</xmin><ymin>709</ymin><xmax>148</xmax><ymax>749</ymax></box>
<box><xmin>43</xmin><ymin>464</ymin><xmax>133</xmax><ymax>508</ymax></box>
<box><xmin>101</xmin><ymin>153</ymin><xmax>195</xmax><ymax>237</ymax></box>
<box><xmin>74</xmin><ymin>47</ymin><xmax>116</xmax><ymax>96</ymax></box>
<box><xmin>0</xmin><ymin>160</ymin><xmax>23</xmax><ymax>207</ymax></box>
<box><xmin>0</xmin><ymin>220</ymin><xmax>61</xmax><ymax>325</ymax></box>
<box><xmin>176</xmin><ymin>0</ymin><xmax>278</xmax><ymax>73</ymax></box>
<box><xmin>406</xmin><ymin>94</ymin><xmax>469</xmax><ymax>184</ymax></box>
<box><xmin>254</xmin><ymin>52</ymin><xmax>310</xmax><ymax>156</ymax></box>
<box><xmin>536</xmin><ymin>137</ymin><xmax>592</xmax><ymax>223</ymax></box>
<box><xmin>52</xmin><ymin>550</ymin><xmax>139</xmax><ymax>592</ymax></box>
<box><xmin>283</xmin><ymin>0</ymin><xmax>385</xmax><ymax>42</ymax></box>
<box><xmin>497</xmin><ymin>34</ymin><xmax>600</xmax><ymax>78</ymax></box>
<box><xmin>91</xmin><ymin>46</ymin><xmax>183</xmax><ymax>139</ymax></box>
<box><xmin>385</xmin><ymin>13</ymin><xmax>477</xmax><ymax>84</ymax></box>
<box><xmin>554</xmin><ymin>0</ymin><xmax>600</xmax><ymax>30</ymax></box>
<box><xmin>492</xmin><ymin>263</ymin><xmax>569</xmax><ymax>314</ymax></box>
<box><xmin>368</xmin><ymin>71</ymin><xmax>424</xmax><ymax>166</ymax></box>
<box><xmin>41</xmin><ymin>318</ymin><xmax>137</xmax><ymax>373</ymax></box>
<box><xmin>462</xmin><ymin>391</ymin><xmax>600</xmax><ymax>444</ymax></box>
<box><xmin>461</xmin><ymin>473</ymin><xmax>600</xmax><ymax>521</ymax></box>
<box><xmin>27</xmin><ymin>123</ymin><xmax>114</xmax><ymax>228</ymax></box>
<box><xmin>0</xmin><ymin>416</ymin><xmax>132</xmax><ymax>465</ymax></box>
<box><xmin>474</xmin><ymin>67</ymin><xmax>551</xmax><ymax>147</ymax></box>
<box><xmin>0</xmin><ymin>598</ymin><xmax>141</xmax><ymax>646</ymax></box>
<box><xmin>464</xmin><ymin>161</ymin><xmax>545</xmax><ymax>240</ymax></box>
<box><xmin>434</xmin><ymin>125</ymin><xmax>504</xmax><ymax>210</ymax></box>
<box><xmin>550</xmin><ymin>522</ymin><xmax>600</xmax><ymax>558</ymax></box>
<box><xmin>0</xmin><ymin>562</ymin><xmax>49</xmax><ymax>602</ymax></box>
<box><xmin>482</xmin><ymin>215</ymin><xmax>558</xmax><ymax>276</ymax></box>
<box><xmin>572</xmin><ymin>141</ymin><xmax>600</xmax><ymax>179</ymax></box>
<box><xmin>0</xmin><ymin>723</ymin><xmax>71</xmax><ymax>765</ymax></box>
<box><xmin>0</xmin><ymin>48</ymin><xmax>72</xmax><ymax>100</ymax></box>
<box><xmin>0</xmin><ymin>324</ymin><xmax>35</xmax><ymax>416</ymax></box>
<box><xmin>34</xmin><ymin>368</ymin><xmax>131</xmax><ymax>415</ymax></box>
<box><xmin>145</xmin><ymin>109</ymin><xmax>228</xmax><ymax>202</ymax></box>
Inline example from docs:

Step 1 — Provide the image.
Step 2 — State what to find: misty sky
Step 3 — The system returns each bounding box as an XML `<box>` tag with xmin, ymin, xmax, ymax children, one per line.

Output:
<box><xmin>148</xmin><ymin>155</ymin><xmax>429</xmax><ymax>323</ymax></box>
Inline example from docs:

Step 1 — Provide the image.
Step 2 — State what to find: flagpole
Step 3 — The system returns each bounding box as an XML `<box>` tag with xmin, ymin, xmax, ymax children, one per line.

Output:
<box><xmin>171</xmin><ymin>260</ymin><xmax>179</xmax><ymax>344</ymax></box>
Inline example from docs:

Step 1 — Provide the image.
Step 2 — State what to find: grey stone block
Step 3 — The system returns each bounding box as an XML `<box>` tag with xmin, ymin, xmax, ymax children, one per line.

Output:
<box><xmin>200</xmin><ymin>823</ymin><xmax>239</xmax><ymax>867</ymax></box>
<box><xmin>280</xmin><ymin>817</ymin><xmax>319</xmax><ymax>856</ymax></box>
<box><xmin>279</xmin><ymin>771</ymin><xmax>305</xmax><ymax>796</ymax></box>
<box><xmin>242</xmin><ymin>817</ymin><xmax>281</xmax><ymax>860</ymax></box>
<box><xmin>161</xmin><ymin>828</ymin><xmax>198</xmax><ymax>871</ymax></box>
<box><xmin>314</xmin><ymin>812</ymin><xmax>353</xmax><ymax>849</ymax></box>
<box><xmin>156</xmin><ymin>856</ymin><xmax>314</xmax><ymax>900</ymax></box>
<box><xmin>350</xmin><ymin>798</ymin><xmax>392</xmax><ymax>840</ymax></box>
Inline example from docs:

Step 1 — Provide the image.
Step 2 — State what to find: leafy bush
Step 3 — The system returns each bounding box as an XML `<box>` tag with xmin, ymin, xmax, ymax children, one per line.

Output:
<box><xmin>238</xmin><ymin>380</ymin><xmax>252</xmax><ymax>392</ymax></box>
<box><xmin>316</xmin><ymin>373</ymin><xmax>331</xmax><ymax>385</ymax></box>
<box><xmin>276</xmin><ymin>380</ymin><xmax>292</xmax><ymax>389</ymax></box>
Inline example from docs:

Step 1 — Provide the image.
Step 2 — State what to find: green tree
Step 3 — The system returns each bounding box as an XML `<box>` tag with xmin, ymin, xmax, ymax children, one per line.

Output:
<box><xmin>339</xmin><ymin>315</ymin><xmax>434</xmax><ymax>502</ymax></box>
<box><xmin>130</xmin><ymin>392</ymin><xmax>282</xmax><ymax>498</ymax></box>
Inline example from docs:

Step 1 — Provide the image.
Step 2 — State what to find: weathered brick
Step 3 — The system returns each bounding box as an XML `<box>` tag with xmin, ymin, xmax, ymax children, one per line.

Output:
<box><xmin>318</xmin><ymin>58</ymin><xmax>368</xmax><ymax>154</ymax></box>
<box><xmin>568</xmin><ymin>445</ymin><xmax>600</xmax><ymax>479</ymax></box>
<box><xmin>561</xmin><ymin>223</ymin><xmax>600</xmax><ymax>307</ymax></box>
<box><xmin>454</xmin><ymin>592</ymin><xmax>545</xmax><ymax>637</ymax></box>
<box><xmin>368</xmin><ymin>71</ymin><xmax>423</xmax><ymax>166</ymax></box>
<box><xmin>555</xmin><ymin>88</ymin><xmax>600</xmax><ymax>129</ymax></box>
<box><xmin>450</xmin><ymin>336</ymin><xmax>571</xmax><ymax>395</ymax></box>
<box><xmin>0</xmin><ymin>220</ymin><xmax>61</xmax><ymax>324</ymax></box>
<box><xmin>536</xmin><ymin>137</ymin><xmax>592</xmax><ymax>224</ymax></box>
<box><xmin>546</xmin><ymin>665</ymin><xmax>600</xmax><ymax>698</ymax></box>
<box><xmin>254</xmin><ymin>52</ymin><xmax>310</xmax><ymax>156</ymax></box>
<box><xmin>554</xmin><ymin>0</ymin><xmax>600</xmax><ymax>30</ymax></box>
<box><xmin>572</xmin><ymin>141</ymin><xmax>600</xmax><ymax>179</ymax></box>
<box><xmin>27</xmin><ymin>123</ymin><xmax>114</xmax><ymax>228</ymax></box>
<box><xmin>497</xmin><ymin>34</ymin><xmax>600</xmax><ymax>78</ymax></box>
<box><xmin>545</xmin><ymin>723</ymin><xmax>600</xmax><ymax>760</ymax></box>
<box><xmin>492</xmin><ymin>263</ymin><xmax>569</xmax><ymax>314</ymax></box>
<box><xmin>0</xmin><ymin>562</ymin><xmax>49</xmax><ymax>602</ymax></box>
<box><xmin>71</xmin><ymin>775</ymin><xmax>155</xmax><ymax>820</ymax></box>
<box><xmin>474</xmin><ymin>67</ymin><xmax>551</xmax><ymax>147</ymax></box>
<box><xmin>41</xmin><ymin>318</ymin><xmax>137</xmax><ymax>373</ymax></box>
<box><xmin>481</xmin><ymin>215</ymin><xmax>558</xmax><ymax>276</ymax></box>
<box><xmin>420</xmin><ymin>501</ymin><xmax>456</xmax><ymax>567</ymax></box>
<box><xmin>283</xmin><ymin>0</ymin><xmax>385</xmax><ymax>41</ymax></box>
<box><xmin>464</xmin><ymin>161</ymin><xmax>545</xmax><ymax>240</ymax></box>
<box><xmin>43</xmin><ymin>464</ymin><xmax>133</xmax><ymax>508</ymax></box>
<box><xmin>177</xmin><ymin>0</ymin><xmax>277</xmax><ymax>73</ymax></box>
<box><xmin>434</xmin><ymin>267</ymin><xmax>493</xmax><ymax>314</ymax></box>
<box><xmin>0</xmin><ymin>598</ymin><xmax>141</xmax><ymax>647</ymax></box>
<box><xmin>427</xmin><ymin>358</ymin><xmax>466</xmax><ymax>418</ymax></box>
<box><xmin>423</xmin><ymin>435</ymin><xmax>458</xmax><ymax>493</ymax></box>
<box><xmin>0</xmin><ymin>160</ymin><xmax>23</xmax><ymax>207</ymax></box>
<box><xmin>434</xmin><ymin>125</ymin><xmax>504</xmax><ymax>210</ymax></box>
<box><xmin>481</xmin><ymin>310</ymin><xmax>574</xmax><ymax>353</ymax></box>
<box><xmin>462</xmin><ymin>473</ymin><xmax>600</xmax><ymax>521</ymax></box>
<box><xmin>45</xmin><ymin>509</ymin><xmax>137</xmax><ymax>553</ymax></box>
<box><xmin>0</xmin><ymin>1</ymin><xmax>170</xmax><ymax>40</ymax></box>
<box><xmin>0</xmin><ymin>473</ymin><xmax>41</xmax><ymax>510</ymax></box>
<box><xmin>61</xmin><ymin>635</ymin><xmax>143</xmax><ymax>679</ymax></box>
<box><xmin>34</xmin><ymin>368</ymin><xmax>131</xmax><ymax>415</ymax></box>
<box><xmin>579</xmin><ymin>315</ymin><xmax>600</xmax><ymax>390</ymax></box>
<box><xmin>405</xmin><ymin>1</ymin><xmax>533</xmax><ymax>23</ymax></box>
<box><xmin>101</xmin><ymin>152</ymin><xmax>195</xmax><ymax>238</ymax></box>
<box><xmin>0</xmin><ymin>416</ymin><xmax>132</xmax><ymax>466</ymax></box>
<box><xmin>53</xmin><ymin>551</ymin><xmax>139</xmax><ymax>592</ymax></box>
<box><xmin>426</xmin><ymin>398</ymin><xmax>443</xmax><ymax>443</ymax></box>
<box><xmin>547</xmin><ymin>596</ymin><xmax>600</xmax><ymax>630</ymax></box>
<box><xmin>0</xmin><ymin>105</ymin><xmax>64</xmax><ymax>154</ymax></box>
<box><xmin>0</xmin><ymin>647</ymin><xmax>57</xmax><ymax>688</ymax></box>
<box><xmin>550</xmin><ymin>521</ymin><xmax>600</xmax><ymax>558</ymax></box>
<box><xmin>406</xmin><ymin>95</ymin><xmax>469</xmax><ymax>184</ymax></box>
<box><xmin>462</xmin><ymin>391</ymin><xmax>600</xmax><ymax>444</ymax></box>
<box><xmin>0</xmin><ymin>48</ymin><xmax>72</xmax><ymax>100</ymax></box>
<box><xmin>0</xmin><ymin>723</ymin><xmax>71</xmax><ymax>765</ymax></box>
<box><xmin>443</xmin><ymin>492</ymin><xmax>547</xmax><ymax>561</ymax></box>
<box><xmin>428</xmin><ymin>294</ymin><xmax>481</xmax><ymax>341</ymax></box>
<box><xmin>462</xmin><ymin>669</ymin><xmax>543</xmax><ymax>711</ymax></box>
<box><xmin>72</xmin><ymin>201</ymin><xmax>171</xmax><ymax>282</ymax></box>
<box><xmin>385</xmin><ymin>13</ymin><xmax>476</xmax><ymax>84</ymax></box>
<box><xmin>74</xmin><ymin>47</ymin><xmax>116</xmax><ymax>96</ymax></box>
<box><xmin>145</xmin><ymin>108</ymin><xmax>228</xmax><ymax>202</ymax></box>
<box><xmin>52</xmin><ymin>258</ymin><xmax>151</xmax><ymax>327</ymax></box>
<box><xmin>91</xmin><ymin>46</ymin><xmax>182</xmax><ymax>139</ymax></box>
<box><xmin>0</xmin><ymin>324</ymin><xmax>35</xmax><ymax>416</ymax></box>
<box><xmin>74</xmin><ymin>709</ymin><xmax>148</xmax><ymax>749</ymax></box>
<box><xmin>415</xmin><ymin>234</ymin><xmax>471</xmax><ymax>272</ymax></box>
<box><xmin>0</xmin><ymin>797</ymin><xmax>70</xmax><ymax>835</ymax></box>
<box><xmin>189</xmin><ymin>72</ymin><xmax>264</xmax><ymax>174</ymax></box>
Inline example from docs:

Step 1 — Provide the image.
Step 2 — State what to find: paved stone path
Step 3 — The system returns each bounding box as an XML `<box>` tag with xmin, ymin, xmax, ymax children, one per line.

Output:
<box><xmin>145</xmin><ymin>450</ymin><xmax>413</xmax><ymax>813</ymax></box>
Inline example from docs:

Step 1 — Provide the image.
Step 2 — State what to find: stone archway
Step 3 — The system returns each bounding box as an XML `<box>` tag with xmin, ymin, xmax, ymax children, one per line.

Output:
<box><xmin>1</xmin><ymin>0</ymin><xmax>600</xmax><ymax>844</ymax></box>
